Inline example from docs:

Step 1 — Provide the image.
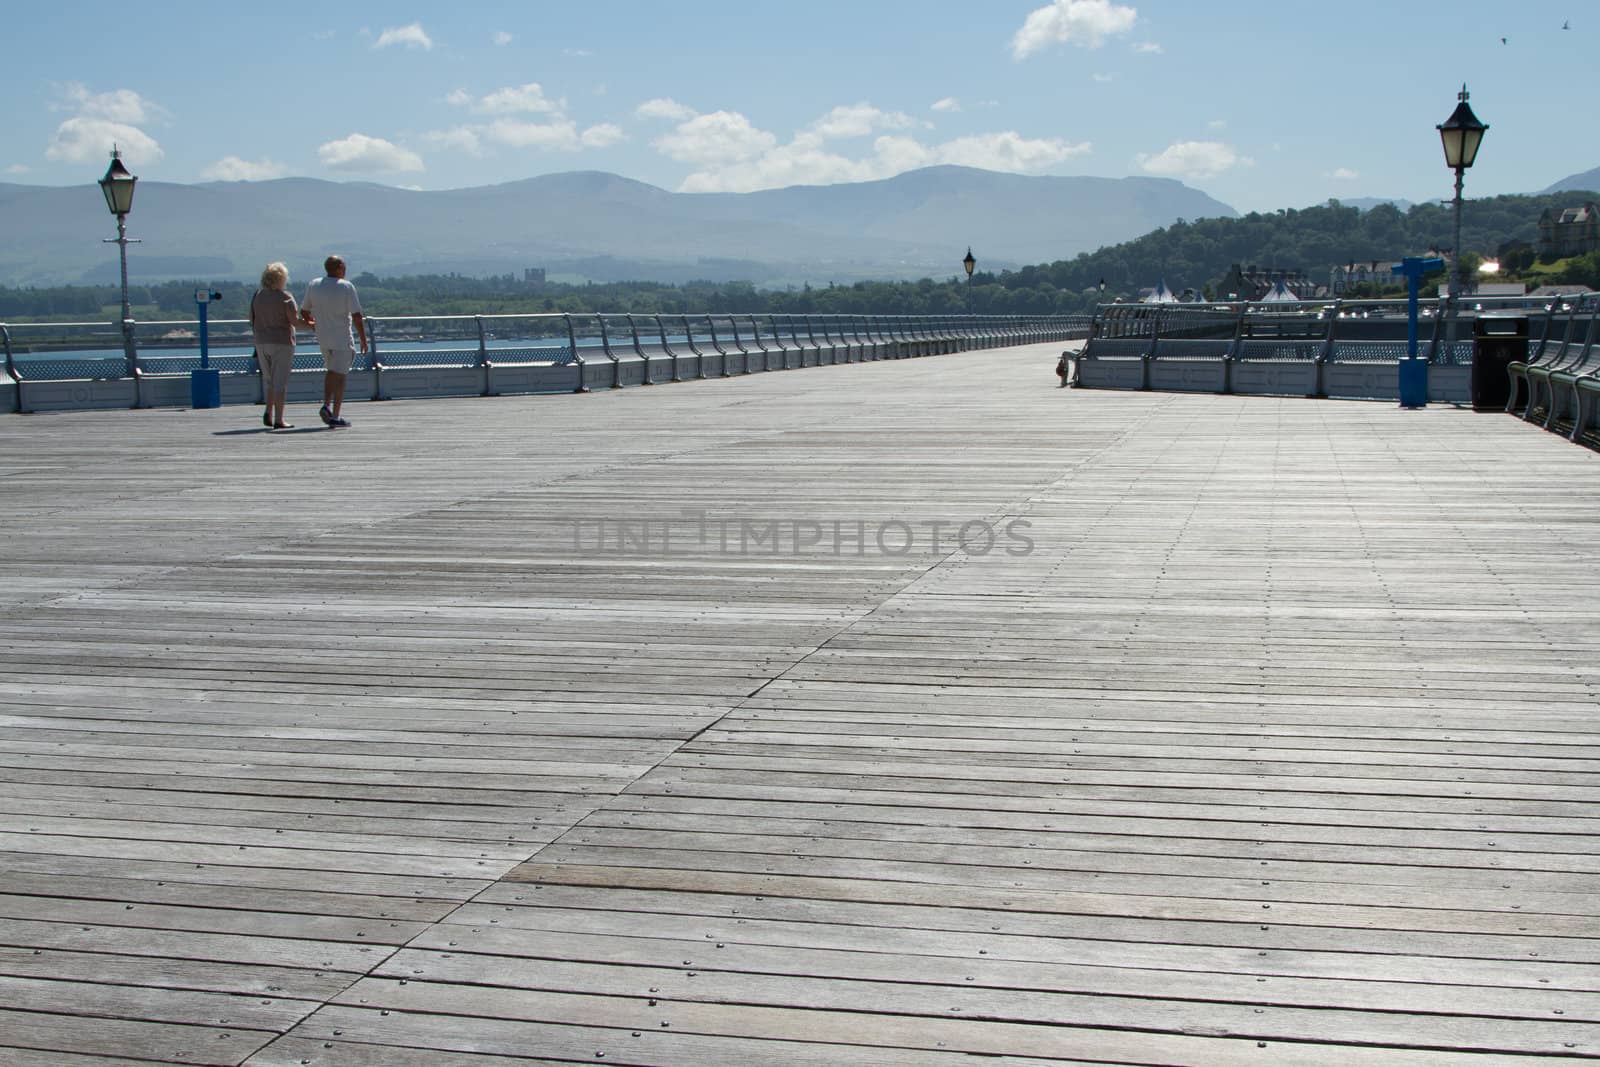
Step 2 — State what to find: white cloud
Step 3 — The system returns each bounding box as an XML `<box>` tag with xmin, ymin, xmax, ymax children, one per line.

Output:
<box><xmin>935</xmin><ymin>131</ymin><xmax>1090</xmax><ymax>171</ymax></box>
<box><xmin>581</xmin><ymin>123</ymin><xmax>625</xmax><ymax>148</ymax></box>
<box><xmin>485</xmin><ymin>118</ymin><xmax>581</xmax><ymax>151</ymax></box>
<box><xmin>1207</xmin><ymin>118</ymin><xmax>1227</xmax><ymax>129</ymax></box>
<box><xmin>931</xmin><ymin>97</ymin><xmax>961</xmax><ymax>113</ymax></box>
<box><xmin>1092</xmin><ymin>73</ymin><xmax>1115</xmax><ymax>83</ymax></box>
<box><xmin>1133</xmin><ymin>41</ymin><xmax>1163</xmax><ymax>53</ymax></box>
<box><xmin>425</xmin><ymin>126</ymin><xmax>483</xmax><ymax>155</ymax></box>
<box><xmin>45</xmin><ymin>84</ymin><xmax>166</xmax><ymax>168</ymax></box>
<box><xmin>804</xmin><ymin>103</ymin><xmax>919</xmax><ymax>140</ymax></box>
<box><xmin>1012</xmin><ymin>0</ymin><xmax>1138</xmax><ymax>59</ymax></box>
<box><xmin>374</xmin><ymin>23</ymin><xmax>433</xmax><ymax>50</ymax></box>
<box><xmin>492</xmin><ymin>31</ymin><xmax>513</xmax><ymax>46</ymax></box>
<box><xmin>1331</xmin><ymin>167</ymin><xmax>1359</xmax><ymax>180</ymax></box>
<box><xmin>61</xmin><ymin>83</ymin><xmax>159</xmax><ymax>124</ymax></box>
<box><xmin>466</xmin><ymin>83</ymin><xmax>562</xmax><ymax>115</ymax></box>
<box><xmin>563</xmin><ymin>48</ymin><xmax>594</xmax><ymax>58</ymax></box>
<box><xmin>5</xmin><ymin>164</ymin><xmax>31</xmax><ymax>175</ymax></box>
<box><xmin>429</xmin><ymin>83</ymin><xmax>616</xmax><ymax>157</ymax></box>
<box><xmin>654</xmin><ymin>110</ymin><xmax>777</xmax><ymax>166</ymax></box>
<box><xmin>636</xmin><ymin>97</ymin><xmax>697</xmax><ymax>122</ymax></box>
<box><xmin>679</xmin><ymin>143</ymin><xmax>880</xmax><ymax>193</ymax></box>
<box><xmin>667</xmin><ymin>102</ymin><xmax>1091</xmax><ymax>193</ymax></box>
<box><xmin>317</xmin><ymin>133</ymin><xmax>423</xmax><ymax>173</ymax></box>
<box><xmin>200</xmin><ymin>156</ymin><xmax>287</xmax><ymax>181</ymax></box>
<box><xmin>46</xmin><ymin>117</ymin><xmax>163</xmax><ymax>166</ymax></box>
<box><xmin>1136</xmin><ymin>140</ymin><xmax>1251</xmax><ymax>179</ymax></box>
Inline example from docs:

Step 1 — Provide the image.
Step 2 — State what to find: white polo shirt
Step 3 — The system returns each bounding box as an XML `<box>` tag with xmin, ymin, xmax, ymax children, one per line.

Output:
<box><xmin>302</xmin><ymin>276</ymin><xmax>362</xmax><ymax>350</ymax></box>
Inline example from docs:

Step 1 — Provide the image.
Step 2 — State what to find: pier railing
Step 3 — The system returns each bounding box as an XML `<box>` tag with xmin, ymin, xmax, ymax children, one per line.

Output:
<box><xmin>1073</xmin><ymin>294</ymin><xmax>1582</xmax><ymax>399</ymax></box>
<box><xmin>0</xmin><ymin>311</ymin><xmax>1089</xmax><ymax>414</ymax></box>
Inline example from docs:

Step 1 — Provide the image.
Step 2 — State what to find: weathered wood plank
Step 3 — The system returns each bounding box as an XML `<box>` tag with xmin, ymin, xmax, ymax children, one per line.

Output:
<box><xmin>2</xmin><ymin>341</ymin><xmax>1599</xmax><ymax>1062</ymax></box>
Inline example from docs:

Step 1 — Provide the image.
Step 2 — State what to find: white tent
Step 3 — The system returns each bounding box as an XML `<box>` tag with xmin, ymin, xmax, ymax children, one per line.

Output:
<box><xmin>1260</xmin><ymin>278</ymin><xmax>1299</xmax><ymax>302</ymax></box>
<box><xmin>1141</xmin><ymin>279</ymin><xmax>1178</xmax><ymax>304</ymax></box>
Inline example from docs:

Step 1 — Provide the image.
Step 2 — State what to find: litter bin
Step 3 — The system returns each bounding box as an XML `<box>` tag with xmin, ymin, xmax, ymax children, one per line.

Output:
<box><xmin>1471</xmin><ymin>312</ymin><xmax>1528</xmax><ymax>410</ymax></box>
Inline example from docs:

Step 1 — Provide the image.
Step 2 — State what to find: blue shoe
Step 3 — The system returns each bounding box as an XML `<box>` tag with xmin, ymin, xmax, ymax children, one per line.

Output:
<box><xmin>330</xmin><ymin>416</ymin><xmax>350</xmax><ymax>428</ymax></box>
<box><xmin>318</xmin><ymin>405</ymin><xmax>334</xmax><ymax>426</ymax></box>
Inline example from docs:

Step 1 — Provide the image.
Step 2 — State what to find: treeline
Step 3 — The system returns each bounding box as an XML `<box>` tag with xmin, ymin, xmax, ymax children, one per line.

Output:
<box><xmin>5</xmin><ymin>189</ymin><xmax>1598</xmax><ymax>323</ymax></box>
<box><xmin>0</xmin><ymin>273</ymin><xmax>1091</xmax><ymax>322</ymax></box>
<box><xmin>1014</xmin><ymin>190</ymin><xmax>1600</xmax><ymax>299</ymax></box>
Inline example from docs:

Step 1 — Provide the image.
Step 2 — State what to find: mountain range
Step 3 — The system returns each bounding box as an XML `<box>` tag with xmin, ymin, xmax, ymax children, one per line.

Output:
<box><xmin>0</xmin><ymin>166</ymin><xmax>1236</xmax><ymax>288</ymax></box>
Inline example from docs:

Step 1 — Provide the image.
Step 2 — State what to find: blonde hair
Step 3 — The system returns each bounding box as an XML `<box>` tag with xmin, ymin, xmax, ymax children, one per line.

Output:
<box><xmin>260</xmin><ymin>262</ymin><xmax>289</xmax><ymax>290</ymax></box>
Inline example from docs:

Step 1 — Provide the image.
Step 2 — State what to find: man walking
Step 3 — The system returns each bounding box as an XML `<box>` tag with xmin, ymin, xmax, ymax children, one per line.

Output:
<box><xmin>300</xmin><ymin>255</ymin><xmax>367</xmax><ymax>428</ymax></box>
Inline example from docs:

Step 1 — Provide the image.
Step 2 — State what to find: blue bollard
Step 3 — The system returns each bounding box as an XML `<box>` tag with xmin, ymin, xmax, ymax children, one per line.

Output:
<box><xmin>190</xmin><ymin>367</ymin><xmax>221</xmax><ymax>408</ymax></box>
<box><xmin>1391</xmin><ymin>257</ymin><xmax>1444</xmax><ymax>410</ymax></box>
<box><xmin>1398</xmin><ymin>357</ymin><xmax>1428</xmax><ymax>409</ymax></box>
<box><xmin>190</xmin><ymin>288</ymin><xmax>222</xmax><ymax>409</ymax></box>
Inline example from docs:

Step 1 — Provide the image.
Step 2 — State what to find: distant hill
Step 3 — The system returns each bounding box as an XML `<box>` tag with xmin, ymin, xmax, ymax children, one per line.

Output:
<box><xmin>0</xmin><ymin>166</ymin><xmax>1235</xmax><ymax>287</ymax></box>
<box><xmin>1543</xmin><ymin>166</ymin><xmax>1600</xmax><ymax>195</ymax></box>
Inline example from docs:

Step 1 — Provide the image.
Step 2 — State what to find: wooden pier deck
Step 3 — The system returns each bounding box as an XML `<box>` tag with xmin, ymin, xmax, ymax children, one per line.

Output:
<box><xmin>0</xmin><ymin>343</ymin><xmax>1597</xmax><ymax>1065</ymax></box>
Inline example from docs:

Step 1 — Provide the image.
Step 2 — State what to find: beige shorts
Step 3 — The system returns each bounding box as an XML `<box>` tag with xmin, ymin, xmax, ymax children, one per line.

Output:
<box><xmin>320</xmin><ymin>344</ymin><xmax>355</xmax><ymax>375</ymax></box>
<box><xmin>255</xmin><ymin>342</ymin><xmax>295</xmax><ymax>392</ymax></box>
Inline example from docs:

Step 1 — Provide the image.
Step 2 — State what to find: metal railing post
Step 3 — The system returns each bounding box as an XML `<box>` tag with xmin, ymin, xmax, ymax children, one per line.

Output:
<box><xmin>597</xmin><ymin>316</ymin><xmax>623</xmax><ymax>388</ymax></box>
<box><xmin>1222</xmin><ymin>303</ymin><xmax>1245</xmax><ymax>395</ymax></box>
<box><xmin>476</xmin><ymin>316</ymin><xmax>491</xmax><ymax>396</ymax></box>
<box><xmin>705</xmin><ymin>315</ymin><xmax>728</xmax><ymax>376</ymax></box>
<box><xmin>729</xmin><ymin>316</ymin><xmax>751</xmax><ymax>373</ymax></box>
<box><xmin>627</xmin><ymin>314</ymin><xmax>650</xmax><ymax>384</ymax></box>
<box><xmin>682</xmin><ymin>315</ymin><xmax>708</xmax><ymax>379</ymax></box>
<box><xmin>1</xmin><ymin>325</ymin><xmax>17</xmax><ymax>413</ymax></box>
<box><xmin>1315</xmin><ymin>299</ymin><xmax>1342</xmax><ymax>398</ymax></box>
<box><xmin>656</xmin><ymin>316</ymin><xmax>680</xmax><ymax>381</ymax></box>
<box><xmin>368</xmin><ymin>317</ymin><xmax>384</xmax><ymax>399</ymax></box>
<box><xmin>565</xmin><ymin>314</ymin><xmax>587</xmax><ymax>393</ymax></box>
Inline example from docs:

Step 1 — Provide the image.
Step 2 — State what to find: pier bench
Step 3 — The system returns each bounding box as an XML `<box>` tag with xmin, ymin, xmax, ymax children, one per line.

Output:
<box><xmin>1521</xmin><ymin>334</ymin><xmax>1593</xmax><ymax>425</ymax></box>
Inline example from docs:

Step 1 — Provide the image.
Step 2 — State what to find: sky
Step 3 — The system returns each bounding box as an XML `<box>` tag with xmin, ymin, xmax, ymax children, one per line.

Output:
<box><xmin>4</xmin><ymin>1</ymin><xmax>1594</xmax><ymax>215</ymax></box>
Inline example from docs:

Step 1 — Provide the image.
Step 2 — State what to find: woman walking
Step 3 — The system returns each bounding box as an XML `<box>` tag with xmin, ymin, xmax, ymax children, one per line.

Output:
<box><xmin>251</xmin><ymin>262</ymin><xmax>299</xmax><ymax>429</ymax></box>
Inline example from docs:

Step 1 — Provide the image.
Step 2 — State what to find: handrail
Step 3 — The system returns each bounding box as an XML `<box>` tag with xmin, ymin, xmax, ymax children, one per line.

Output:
<box><xmin>0</xmin><ymin>312</ymin><xmax>1091</xmax><ymax>389</ymax></box>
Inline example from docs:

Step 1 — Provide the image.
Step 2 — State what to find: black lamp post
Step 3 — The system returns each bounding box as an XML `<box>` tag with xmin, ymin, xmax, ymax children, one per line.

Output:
<box><xmin>1437</xmin><ymin>85</ymin><xmax>1487</xmax><ymax>313</ymax></box>
<box><xmin>1098</xmin><ymin>277</ymin><xmax>1106</xmax><ymax>304</ymax></box>
<box><xmin>962</xmin><ymin>247</ymin><xmax>975</xmax><ymax>283</ymax></box>
<box><xmin>98</xmin><ymin>147</ymin><xmax>140</xmax><ymax>366</ymax></box>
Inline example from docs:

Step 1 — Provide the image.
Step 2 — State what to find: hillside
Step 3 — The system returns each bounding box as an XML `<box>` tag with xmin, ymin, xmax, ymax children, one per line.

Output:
<box><xmin>1009</xmin><ymin>191</ymin><xmax>1600</xmax><ymax>300</ymax></box>
<box><xmin>1543</xmin><ymin>166</ymin><xmax>1600</xmax><ymax>195</ymax></box>
<box><xmin>0</xmin><ymin>167</ymin><xmax>1236</xmax><ymax>288</ymax></box>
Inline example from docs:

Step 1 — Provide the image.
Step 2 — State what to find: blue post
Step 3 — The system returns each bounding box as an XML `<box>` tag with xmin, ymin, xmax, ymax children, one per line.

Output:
<box><xmin>1391</xmin><ymin>257</ymin><xmax>1443</xmax><ymax>409</ymax></box>
<box><xmin>190</xmin><ymin>287</ymin><xmax>222</xmax><ymax>409</ymax></box>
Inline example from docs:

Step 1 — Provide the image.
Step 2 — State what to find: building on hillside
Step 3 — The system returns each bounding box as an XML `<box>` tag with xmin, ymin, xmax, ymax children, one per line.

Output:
<box><xmin>1529</xmin><ymin>284</ymin><xmax>1594</xmax><ymax>303</ymax></box>
<box><xmin>1538</xmin><ymin>203</ymin><xmax>1600</xmax><ymax>258</ymax></box>
<box><xmin>1436</xmin><ymin>281</ymin><xmax>1527</xmax><ymax>299</ymax></box>
<box><xmin>1330</xmin><ymin>260</ymin><xmax>1404</xmax><ymax>295</ymax></box>
<box><xmin>1217</xmin><ymin>263</ymin><xmax>1313</xmax><ymax>301</ymax></box>
<box><xmin>524</xmin><ymin>267</ymin><xmax>547</xmax><ymax>286</ymax></box>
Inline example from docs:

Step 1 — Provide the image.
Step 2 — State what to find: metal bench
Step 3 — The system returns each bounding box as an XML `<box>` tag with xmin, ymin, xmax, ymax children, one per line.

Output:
<box><xmin>1539</xmin><ymin>314</ymin><xmax>1600</xmax><ymax>435</ymax></box>
<box><xmin>1508</xmin><ymin>300</ymin><xmax>1585</xmax><ymax>416</ymax></box>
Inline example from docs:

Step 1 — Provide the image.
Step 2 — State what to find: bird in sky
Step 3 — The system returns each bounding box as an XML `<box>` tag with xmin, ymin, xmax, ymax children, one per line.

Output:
<box><xmin>1500</xmin><ymin>36</ymin><xmax>1508</xmax><ymax>44</ymax></box>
